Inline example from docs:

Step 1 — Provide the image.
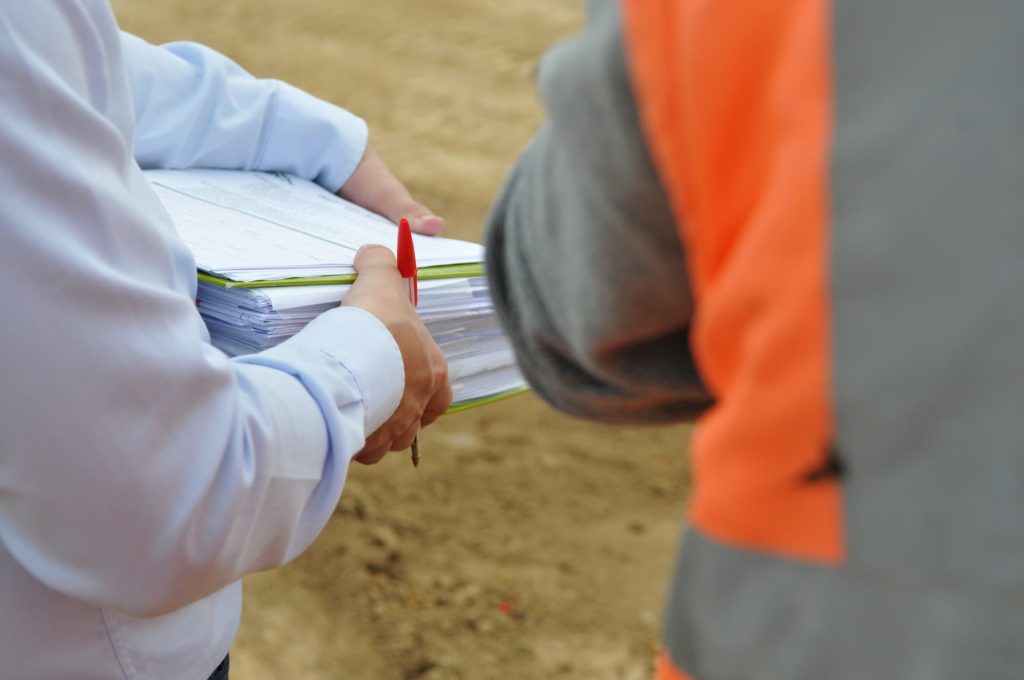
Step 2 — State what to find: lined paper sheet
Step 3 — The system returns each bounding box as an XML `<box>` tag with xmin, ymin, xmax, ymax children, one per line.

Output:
<box><xmin>147</xmin><ymin>169</ymin><xmax>483</xmax><ymax>282</ymax></box>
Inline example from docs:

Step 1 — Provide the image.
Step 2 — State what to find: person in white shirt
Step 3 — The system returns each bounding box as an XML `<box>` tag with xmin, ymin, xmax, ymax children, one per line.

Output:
<box><xmin>0</xmin><ymin>3</ymin><xmax>450</xmax><ymax>679</ymax></box>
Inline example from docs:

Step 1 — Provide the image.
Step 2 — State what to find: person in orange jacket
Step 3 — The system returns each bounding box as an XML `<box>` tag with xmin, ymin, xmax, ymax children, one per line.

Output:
<box><xmin>485</xmin><ymin>1</ymin><xmax>1024</xmax><ymax>678</ymax></box>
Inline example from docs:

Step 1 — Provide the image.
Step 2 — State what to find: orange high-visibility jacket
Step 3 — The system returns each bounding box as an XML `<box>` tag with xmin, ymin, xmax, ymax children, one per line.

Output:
<box><xmin>486</xmin><ymin>1</ymin><xmax>1024</xmax><ymax>678</ymax></box>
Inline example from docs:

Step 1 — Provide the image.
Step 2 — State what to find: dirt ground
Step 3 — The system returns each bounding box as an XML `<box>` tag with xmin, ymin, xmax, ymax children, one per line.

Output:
<box><xmin>112</xmin><ymin>2</ymin><xmax>694</xmax><ymax>678</ymax></box>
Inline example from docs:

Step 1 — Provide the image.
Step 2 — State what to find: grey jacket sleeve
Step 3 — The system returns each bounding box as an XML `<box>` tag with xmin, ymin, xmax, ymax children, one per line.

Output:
<box><xmin>485</xmin><ymin>0</ymin><xmax>712</xmax><ymax>425</ymax></box>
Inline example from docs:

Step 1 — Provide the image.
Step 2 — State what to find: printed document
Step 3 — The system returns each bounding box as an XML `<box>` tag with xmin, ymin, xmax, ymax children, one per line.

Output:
<box><xmin>146</xmin><ymin>169</ymin><xmax>483</xmax><ymax>282</ymax></box>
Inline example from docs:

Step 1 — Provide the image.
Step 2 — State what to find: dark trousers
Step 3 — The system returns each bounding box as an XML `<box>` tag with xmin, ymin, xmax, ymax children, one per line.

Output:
<box><xmin>207</xmin><ymin>655</ymin><xmax>230</xmax><ymax>680</ymax></box>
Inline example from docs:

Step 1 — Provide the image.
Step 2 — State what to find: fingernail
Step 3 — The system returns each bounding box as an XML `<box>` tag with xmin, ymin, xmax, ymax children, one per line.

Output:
<box><xmin>415</xmin><ymin>215</ymin><xmax>444</xmax><ymax>236</ymax></box>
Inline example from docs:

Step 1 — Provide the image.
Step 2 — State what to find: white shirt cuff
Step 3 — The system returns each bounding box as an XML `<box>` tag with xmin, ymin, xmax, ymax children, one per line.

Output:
<box><xmin>242</xmin><ymin>307</ymin><xmax>404</xmax><ymax>435</ymax></box>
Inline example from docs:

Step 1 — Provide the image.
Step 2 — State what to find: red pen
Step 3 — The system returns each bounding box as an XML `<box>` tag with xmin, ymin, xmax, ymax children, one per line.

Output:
<box><xmin>396</xmin><ymin>218</ymin><xmax>421</xmax><ymax>468</ymax></box>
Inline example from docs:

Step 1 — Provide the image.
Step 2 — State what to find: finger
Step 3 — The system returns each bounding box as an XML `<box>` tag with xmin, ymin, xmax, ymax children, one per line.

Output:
<box><xmin>388</xmin><ymin>204</ymin><xmax>445</xmax><ymax>236</ymax></box>
<box><xmin>361</xmin><ymin>404</ymin><xmax>419</xmax><ymax>450</ymax></box>
<box><xmin>353</xmin><ymin>244</ymin><xmax>398</xmax><ymax>273</ymax></box>
<box><xmin>391</xmin><ymin>420</ymin><xmax>420</xmax><ymax>452</ymax></box>
<box><xmin>354</xmin><ymin>443</ymin><xmax>390</xmax><ymax>466</ymax></box>
<box><xmin>421</xmin><ymin>375</ymin><xmax>453</xmax><ymax>428</ymax></box>
<box><xmin>343</xmin><ymin>246</ymin><xmax>404</xmax><ymax>312</ymax></box>
<box><xmin>410</xmin><ymin>211</ymin><xmax>445</xmax><ymax>237</ymax></box>
<box><xmin>357</xmin><ymin>428</ymin><xmax>387</xmax><ymax>456</ymax></box>
<box><xmin>355</xmin><ymin>412</ymin><xmax>420</xmax><ymax>463</ymax></box>
<box><xmin>340</xmin><ymin>146</ymin><xmax>444</xmax><ymax>235</ymax></box>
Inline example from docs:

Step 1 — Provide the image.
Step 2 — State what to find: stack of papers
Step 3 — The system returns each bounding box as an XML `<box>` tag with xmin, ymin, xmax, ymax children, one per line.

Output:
<box><xmin>146</xmin><ymin>169</ymin><xmax>526</xmax><ymax>411</ymax></box>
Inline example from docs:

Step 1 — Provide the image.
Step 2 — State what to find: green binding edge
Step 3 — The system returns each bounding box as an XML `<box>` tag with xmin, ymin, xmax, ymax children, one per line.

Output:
<box><xmin>198</xmin><ymin>262</ymin><xmax>486</xmax><ymax>288</ymax></box>
<box><xmin>446</xmin><ymin>386</ymin><xmax>529</xmax><ymax>414</ymax></box>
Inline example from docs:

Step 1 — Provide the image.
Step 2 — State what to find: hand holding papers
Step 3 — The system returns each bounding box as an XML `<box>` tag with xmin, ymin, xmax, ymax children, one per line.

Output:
<box><xmin>339</xmin><ymin>246</ymin><xmax>451</xmax><ymax>465</ymax></box>
<box><xmin>146</xmin><ymin>169</ymin><xmax>526</xmax><ymax>412</ymax></box>
<box><xmin>334</xmin><ymin>143</ymin><xmax>446</xmax><ymax>237</ymax></box>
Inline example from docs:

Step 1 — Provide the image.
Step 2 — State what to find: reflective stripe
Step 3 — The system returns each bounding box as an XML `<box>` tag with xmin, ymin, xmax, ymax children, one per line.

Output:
<box><xmin>621</xmin><ymin>0</ymin><xmax>841</xmax><ymax>562</ymax></box>
<box><xmin>663</xmin><ymin>528</ymin><xmax>1024</xmax><ymax>680</ymax></box>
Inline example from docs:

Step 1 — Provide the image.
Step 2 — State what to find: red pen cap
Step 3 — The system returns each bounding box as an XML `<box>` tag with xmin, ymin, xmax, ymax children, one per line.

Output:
<box><xmin>396</xmin><ymin>217</ymin><xmax>418</xmax><ymax>304</ymax></box>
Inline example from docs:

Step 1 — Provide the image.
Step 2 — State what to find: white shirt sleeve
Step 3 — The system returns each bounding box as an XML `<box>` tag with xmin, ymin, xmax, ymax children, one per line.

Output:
<box><xmin>0</xmin><ymin>4</ymin><xmax>402</xmax><ymax>617</ymax></box>
<box><xmin>121</xmin><ymin>32</ymin><xmax>368</xmax><ymax>192</ymax></box>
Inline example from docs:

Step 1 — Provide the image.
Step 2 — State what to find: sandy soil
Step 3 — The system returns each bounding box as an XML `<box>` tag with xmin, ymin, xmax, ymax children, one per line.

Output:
<box><xmin>112</xmin><ymin>2</ymin><xmax>693</xmax><ymax>678</ymax></box>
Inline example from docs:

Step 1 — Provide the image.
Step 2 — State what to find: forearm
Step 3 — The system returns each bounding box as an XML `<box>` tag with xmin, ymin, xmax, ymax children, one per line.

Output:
<box><xmin>122</xmin><ymin>32</ymin><xmax>367</xmax><ymax>191</ymax></box>
<box><xmin>485</xmin><ymin>0</ymin><xmax>711</xmax><ymax>424</ymax></box>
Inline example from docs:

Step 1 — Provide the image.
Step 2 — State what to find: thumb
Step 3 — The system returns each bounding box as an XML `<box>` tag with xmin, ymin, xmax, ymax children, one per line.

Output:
<box><xmin>343</xmin><ymin>245</ymin><xmax>402</xmax><ymax>310</ymax></box>
<box><xmin>352</xmin><ymin>244</ymin><xmax>399</xmax><ymax>279</ymax></box>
